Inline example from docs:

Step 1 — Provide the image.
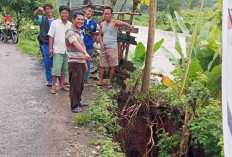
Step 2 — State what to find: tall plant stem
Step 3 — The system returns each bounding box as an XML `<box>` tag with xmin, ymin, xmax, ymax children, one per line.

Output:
<box><xmin>178</xmin><ymin>1</ymin><xmax>205</xmax><ymax>157</ymax></box>
<box><xmin>141</xmin><ymin>0</ymin><xmax>157</xmax><ymax>94</ymax></box>
<box><xmin>179</xmin><ymin>0</ymin><xmax>205</xmax><ymax>96</ymax></box>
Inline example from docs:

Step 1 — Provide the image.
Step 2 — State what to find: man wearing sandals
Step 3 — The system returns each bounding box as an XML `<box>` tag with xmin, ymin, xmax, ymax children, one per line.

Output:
<box><xmin>48</xmin><ymin>5</ymin><xmax>72</xmax><ymax>94</ymax></box>
<box><xmin>96</xmin><ymin>7</ymin><xmax>134</xmax><ymax>88</ymax></box>
<box><xmin>65</xmin><ymin>11</ymin><xmax>91</xmax><ymax>113</ymax></box>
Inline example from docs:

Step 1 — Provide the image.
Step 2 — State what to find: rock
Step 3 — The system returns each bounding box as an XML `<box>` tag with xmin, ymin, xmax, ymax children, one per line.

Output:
<box><xmin>92</xmin><ymin>150</ymin><xmax>97</xmax><ymax>154</ymax></box>
<box><xmin>96</xmin><ymin>146</ymin><xmax>101</xmax><ymax>150</ymax></box>
<box><xmin>85</xmin><ymin>121</ymin><xmax>96</xmax><ymax>128</ymax></box>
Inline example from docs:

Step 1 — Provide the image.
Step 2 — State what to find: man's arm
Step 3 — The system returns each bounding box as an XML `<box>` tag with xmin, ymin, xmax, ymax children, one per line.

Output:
<box><xmin>72</xmin><ymin>41</ymin><xmax>91</xmax><ymax>60</ymax></box>
<box><xmin>66</xmin><ymin>30</ymin><xmax>91</xmax><ymax>60</ymax></box>
<box><xmin>34</xmin><ymin>7</ymin><xmax>44</xmax><ymax>19</ymax></box>
<box><xmin>49</xmin><ymin>36</ymin><xmax>54</xmax><ymax>56</ymax></box>
<box><xmin>48</xmin><ymin>22</ymin><xmax>55</xmax><ymax>56</ymax></box>
<box><xmin>114</xmin><ymin>20</ymin><xmax>134</xmax><ymax>31</ymax></box>
<box><xmin>99</xmin><ymin>22</ymin><xmax>104</xmax><ymax>50</ymax></box>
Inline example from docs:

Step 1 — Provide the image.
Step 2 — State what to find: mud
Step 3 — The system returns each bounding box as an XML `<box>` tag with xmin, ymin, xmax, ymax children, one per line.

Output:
<box><xmin>0</xmin><ymin>41</ymin><xmax>98</xmax><ymax>156</ymax></box>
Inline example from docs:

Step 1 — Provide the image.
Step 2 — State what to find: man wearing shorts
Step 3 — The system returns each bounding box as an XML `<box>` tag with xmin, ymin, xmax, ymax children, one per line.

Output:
<box><xmin>96</xmin><ymin>6</ymin><xmax>134</xmax><ymax>88</ymax></box>
<box><xmin>65</xmin><ymin>11</ymin><xmax>91</xmax><ymax>113</ymax></box>
<box><xmin>48</xmin><ymin>5</ymin><xmax>72</xmax><ymax>94</ymax></box>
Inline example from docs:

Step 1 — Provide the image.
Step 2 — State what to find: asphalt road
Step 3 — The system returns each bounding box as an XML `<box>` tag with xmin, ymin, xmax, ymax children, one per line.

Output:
<box><xmin>0</xmin><ymin>41</ymin><xmax>73</xmax><ymax>156</ymax></box>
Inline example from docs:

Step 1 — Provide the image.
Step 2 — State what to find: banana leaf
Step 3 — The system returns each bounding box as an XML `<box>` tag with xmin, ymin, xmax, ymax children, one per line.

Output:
<box><xmin>198</xmin><ymin>22</ymin><xmax>211</xmax><ymax>41</ymax></box>
<box><xmin>167</xmin><ymin>14</ymin><xmax>184</xmax><ymax>59</ymax></box>
<box><xmin>205</xmin><ymin>64</ymin><xmax>221</xmax><ymax>94</ymax></box>
<box><xmin>154</xmin><ymin>38</ymin><xmax>165</xmax><ymax>53</ymax></box>
<box><xmin>188</xmin><ymin>58</ymin><xmax>203</xmax><ymax>79</ymax></box>
<box><xmin>174</xmin><ymin>11</ymin><xmax>191</xmax><ymax>57</ymax></box>
<box><xmin>160</xmin><ymin>46</ymin><xmax>179</xmax><ymax>68</ymax></box>
<box><xmin>134</xmin><ymin>42</ymin><xmax>146</xmax><ymax>63</ymax></box>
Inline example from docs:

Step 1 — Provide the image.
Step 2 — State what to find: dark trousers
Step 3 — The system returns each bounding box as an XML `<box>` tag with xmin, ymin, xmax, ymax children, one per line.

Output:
<box><xmin>68</xmin><ymin>62</ymin><xmax>85</xmax><ymax>110</ymax></box>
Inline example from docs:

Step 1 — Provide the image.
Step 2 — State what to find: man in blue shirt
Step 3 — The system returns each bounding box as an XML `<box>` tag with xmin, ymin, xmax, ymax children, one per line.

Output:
<box><xmin>81</xmin><ymin>4</ymin><xmax>97</xmax><ymax>85</ymax></box>
<box><xmin>33</xmin><ymin>3</ymin><xmax>55</xmax><ymax>86</ymax></box>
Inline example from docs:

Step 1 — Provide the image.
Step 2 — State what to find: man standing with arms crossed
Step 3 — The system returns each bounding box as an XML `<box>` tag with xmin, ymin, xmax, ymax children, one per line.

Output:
<box><xmin>34</xmin><ymin>3</ymin><xmax>55</xmax><ymax>86</ymax></box>
<box><xmin>65</xmin><ymin>12</ymin><xmax>91</xmax><ymax>113</ymax></box>
<box><xmin>81</xmin><ymin>4</ymin><xmax>97</xmax><ymax>85</ymax></box>
<box><xmin>96</xmin><ymin>7</ymin><xmax>134</xmax><ymax>88</ymax></box>
<box><xmin>48</xmin><ymin>5</ymin><xmax>72</xmax><ymax>94</ymax></box>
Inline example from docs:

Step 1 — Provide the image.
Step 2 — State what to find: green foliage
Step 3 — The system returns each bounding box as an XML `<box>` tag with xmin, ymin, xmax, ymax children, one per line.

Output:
<box><xmin>17</xmin><ymin>34</ymin><xmax>39</xmax><ymax>56</ymax></box>
<box><xmin>21</xmin><ymin>21</ymin><xmax>40</xmax><ymax>41</ymax></box>
<box><xmin>89</xmin><ymin>88</ymin><xmax>121</xmax><ymax>133</ymax></box>
<box><xmin>100</xmin><ymin>137</ymin><xmax>125</xmax><ymax>157</ymax></box>
<box><xmin>161</xmin><ymin>12</ymin><xmax>222</xmax><ymax>97</ymax></box>
<box><xmin>156</xmin><ymin>131</ymin><xmax>181</xmax><ymax>157</ymax></box>
<box><xmin>156</xmin><ymin>9</ymin><xmax>217</xmax><ymax>33</ymax></box>
<box><xmin>91</xmin><ymin>127</ymin><xmax>125</xmax><ymax>157</ymax></box>
<box><xmin>189</xmin><ymin>99</ymin><xmax>223</xmax><ymax>156</ymax></box>
<box><xmin>73</xmin><ymin>112</ymin><xmax>91</xmax><ymax>125</ymax></box>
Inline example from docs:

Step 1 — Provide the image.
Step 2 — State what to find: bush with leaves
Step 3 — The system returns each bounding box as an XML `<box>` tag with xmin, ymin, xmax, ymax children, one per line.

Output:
<box><xmin>89</xmin><ymin>88</ymin><xmax>121</xmax><ymax>133</ymax></box>
<box><xmin>189</xmin><ymin>99</ymin><xmax>223</xmax><ymax>156</ymax></box>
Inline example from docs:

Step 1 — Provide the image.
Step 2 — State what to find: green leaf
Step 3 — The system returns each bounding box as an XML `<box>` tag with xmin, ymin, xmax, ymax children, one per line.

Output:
<box><xmin>174</xmin><ymin>11</ymin><xmax>191</xmax><ymax>57</ymax></box>
<box><xmin>160</xmin><ymin>46</ymin><xmax>178</xmax><ymax>68</ymax></box>
<box><xmin>205</xmin><ymin>64</ymin><xmax>221</xmax><ymax>93</ymax></box>
<box><xmin>167</xmin><ymin>14</ymin><xmax>184</xmax><ymax>59</ymax></box>
<box><xmin>134</xmin><ymin>42</ymin><xmax>146</xmax><ymax>62</ymax></box>
<box><xmin>154</xmin><ymin>38</ymin><xmax>165</xmax><ymax>54</ymax></box>
<box><xmin>198</xmin><ymin>22</ymin><xmax>211</xmax><ymax>41</ymax></box>
<box><xmin>208</xmin><ymin>46</ymin><xmax>222</xmax><ymax>71</ymax></box>
<box><xmin>188</xmin><ymin>58</ymin><xmax>203</xmax><ymax>79</ymax></box>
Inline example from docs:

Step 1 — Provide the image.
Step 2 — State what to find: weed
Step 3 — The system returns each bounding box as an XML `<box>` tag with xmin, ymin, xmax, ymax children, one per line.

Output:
<box><xmin>73</xmin><ymin>112</ymin><xmax>91</xmax><ymax>125</ymax></box>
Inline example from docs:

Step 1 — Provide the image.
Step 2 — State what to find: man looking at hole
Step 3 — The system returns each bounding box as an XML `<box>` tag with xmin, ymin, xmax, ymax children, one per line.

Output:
<box><xmin>65</xmin><ymin>11</ymin><xmax>91</xmax><ymax>113</ymax></box>
<box><xmin>34</xmin><ymin>3</ymin><xmax>56</xmax><ymax>86</ymax></box>
<box><xmin>95</xmin><ymin>6</ymin><xmax>134</xmax><ymax>89</ymax></box>
<box><xmin>48</xmin><ymin>5</ymin><xmax>72</xmax><ymax>94</ymax></box>
<box><xmin>80</xmin><ymin>4</ymin><xmax>97</xmax><ymax>85</ymax></box>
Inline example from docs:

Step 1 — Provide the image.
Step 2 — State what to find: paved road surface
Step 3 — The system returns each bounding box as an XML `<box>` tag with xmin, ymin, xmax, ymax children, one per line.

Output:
<box><xmin>0</xmin><ymin>41</ymin><xmax>73</xmax><ymax>156</ymax></box>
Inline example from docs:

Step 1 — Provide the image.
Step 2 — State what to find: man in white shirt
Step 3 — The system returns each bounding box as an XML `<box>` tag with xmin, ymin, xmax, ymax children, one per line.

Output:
<box><xmin>48</xmin><ymin>5</ymin><xmax>72</xmax><ymax>94</ymax></box>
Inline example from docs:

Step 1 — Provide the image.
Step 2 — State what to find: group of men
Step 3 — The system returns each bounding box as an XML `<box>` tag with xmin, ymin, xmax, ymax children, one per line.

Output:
<box><xmin>34</xmin><ymin>3</ymin><xmax>134</xmax><ymax>113</ymax></box>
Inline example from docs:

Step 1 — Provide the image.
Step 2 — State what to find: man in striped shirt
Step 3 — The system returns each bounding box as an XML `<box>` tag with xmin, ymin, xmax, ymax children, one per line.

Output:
<box><xmin>65</xmin><ymin>11</ymin><xmax>91</xmax><ymax>113</ymax></box>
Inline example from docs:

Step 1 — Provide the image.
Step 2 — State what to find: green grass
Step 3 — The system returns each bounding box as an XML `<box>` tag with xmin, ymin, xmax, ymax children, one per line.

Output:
<box><xmin>73</xmin><ymin>112</ymin><xmax>91</xmax><ymax>125</ymax></box>
<box><xmin>17</xmin><ymin>34</ymin><xmax>39</xmax><ymax>56</ymax></box>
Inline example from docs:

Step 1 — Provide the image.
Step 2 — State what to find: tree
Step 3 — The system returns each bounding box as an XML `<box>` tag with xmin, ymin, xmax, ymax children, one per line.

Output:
<box><xmin>0</xmin><ymin>0</ymin><xmax>58</xmax><ymax>32</ymax></box>
<box><xmin>141</xmin><ymin>0</ymin><xmax>157</xmax><ymax>94</ymax></box>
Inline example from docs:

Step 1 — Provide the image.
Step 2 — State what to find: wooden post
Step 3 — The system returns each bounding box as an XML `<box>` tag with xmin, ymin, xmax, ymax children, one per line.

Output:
<box><xmin>67</xmin><ymin>0</ymin><xmax>71</xmax><ymax>8</ymax></box>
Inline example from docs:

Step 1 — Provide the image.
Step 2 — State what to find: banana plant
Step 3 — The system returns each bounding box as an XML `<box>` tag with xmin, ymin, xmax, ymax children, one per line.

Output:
<box><xmin>131</xmin><ymin>39</ymin><xmax>165</xmax><ymax>69</ymax></box>
<box><xmin>160</xmin><ymin>11</ymin><xmax>222</xmax><ymax>97</ymax></box>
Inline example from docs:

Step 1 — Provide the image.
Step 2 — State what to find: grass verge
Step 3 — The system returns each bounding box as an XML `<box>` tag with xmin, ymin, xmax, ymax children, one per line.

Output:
<box><xmin>17</xmin><ymin>34</ymin><xmax>39</xmax><ymax>56</ymax></box>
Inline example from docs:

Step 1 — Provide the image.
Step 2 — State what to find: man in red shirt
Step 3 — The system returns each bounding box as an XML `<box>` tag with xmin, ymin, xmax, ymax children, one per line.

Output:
<box><xmin>3</xmin><ymin>12</ymin><xmax>12</xmax><ymax>39</ymax></box>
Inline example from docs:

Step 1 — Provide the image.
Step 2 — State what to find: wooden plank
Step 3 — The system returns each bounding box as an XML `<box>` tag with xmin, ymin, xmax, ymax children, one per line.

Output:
<box><xmin>118</xmin><ymin>26</ymin><xmax>139</xmax><ymax>34</ymax></box>
<box><xmin>118</xmin><ymin>59</ymin><xmax>136</xmax><ymax>72</ymax></box>
<box><xmin>117</xmin><ymin>38</ymin><xmax>137</xmax><ymax>45</ymax></box>
<box><xmin>122</xmin><ymin>20</ymin><xmax>132</xmax><ymax>25</ymax></box>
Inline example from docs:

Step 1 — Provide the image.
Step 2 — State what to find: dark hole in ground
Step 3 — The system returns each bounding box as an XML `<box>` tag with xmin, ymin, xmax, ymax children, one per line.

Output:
<box><xmin>114</xmin><ymin>91</ymin><xmax>213</xmax><ymax>157</ymax></box>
